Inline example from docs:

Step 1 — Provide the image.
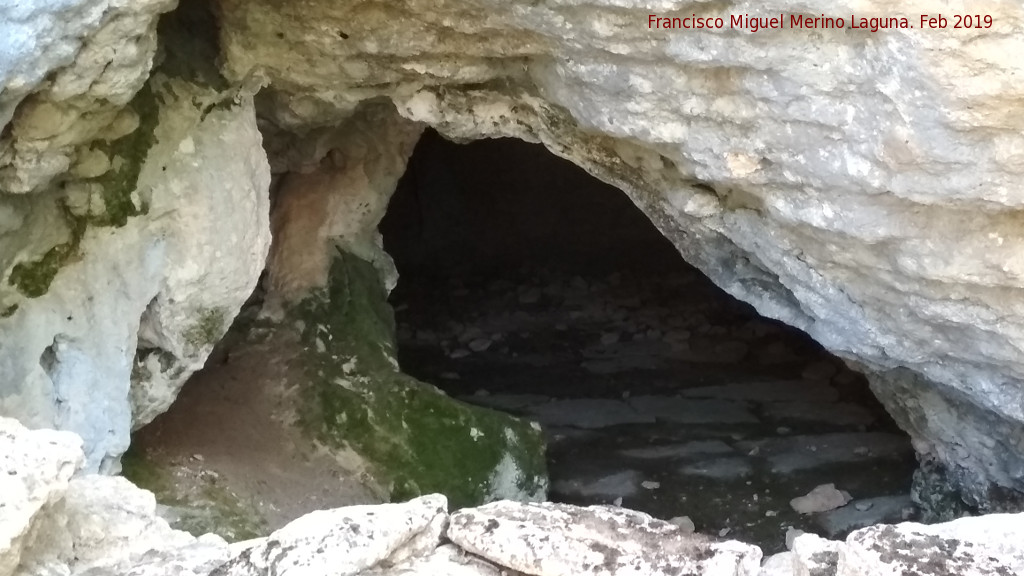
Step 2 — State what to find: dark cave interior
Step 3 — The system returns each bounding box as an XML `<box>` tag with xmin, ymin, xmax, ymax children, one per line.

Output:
<box><xmin>380</xmin><ymin>129</ymin><xmax>917</xmax><ymax>551</ymax></box>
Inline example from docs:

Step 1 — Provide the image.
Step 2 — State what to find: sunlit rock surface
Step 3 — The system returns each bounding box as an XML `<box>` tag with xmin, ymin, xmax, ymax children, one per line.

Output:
<box><xmin>0</xmin><ymin>56</ymin><xmax>271</xmax><ymax>471</ymax></box>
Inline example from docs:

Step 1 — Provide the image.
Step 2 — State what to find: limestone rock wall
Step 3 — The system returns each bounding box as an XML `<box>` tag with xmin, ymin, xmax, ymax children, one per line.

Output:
<box><xmin>264</xmin><ymin>100</ymin><xmax>422</xmax><ymax>304</ymax></box>
<box><xmin>0</xmin><ymin>3</ymin><xmax>272</xmax><ymax>471</ymax></box>
<box><xmin>214</xmin><ymin>0</ymin><xmax>1024</xmax><ymax>511</ymax></box>
<box><xmin>0</xmin><ymin>0</ymin><xmax>177</xmax><ymax>193</ymax></box>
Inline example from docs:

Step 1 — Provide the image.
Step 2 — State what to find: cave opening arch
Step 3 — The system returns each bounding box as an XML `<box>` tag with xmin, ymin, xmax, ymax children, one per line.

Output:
<box><xmin>377</xmin><ymin>128</ymin><xmax>916</xmax><ymax>551</ymax></box>
<box><xmin>127</xmin><ymin>103</ymin><xmax>916</xmax><ymax>552</ymax></box>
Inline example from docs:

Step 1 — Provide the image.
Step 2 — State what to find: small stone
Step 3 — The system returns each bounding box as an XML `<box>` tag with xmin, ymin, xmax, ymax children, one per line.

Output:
<box><xmin>765</xmin><ymin>510</ymin><xmax>778</xmax><ymax>517</ymax></box>
<box><xmin>718</xmin><ymin>527</ymin><xmax>731</xmax><ymax>537</ymax></box>
<box><xmin>459</xmin><ymin>327</ymin><xmax>484</xmax><ymax>343</ymax></box>
<box><xmin>473</xmin><ymin>388</ymin><xmax>489</xmax><ymax>396</ymax></box>
<box><xmin>641</xmin><ymin>480</ymin><xmax>660</xmax><ymax>490</ymax></box>
<box><xmin>777</xmin><ymin>426</ymin><xmax>792</xmax><ymax>435</ymax></box>
<box><xmin>785</xmin><ymin>527</ymin><xmax>806</xmax><ymax>550</ymax></box>
<box><xmin>669</xmin><ymin>516</ymin><xmax>695</xmax><ymax>533</ymax></box>
<box><xmin>853</xmin><ymin>446</ymin><xmax>870</xmax><ymax>456</ymax></box>
<box><xmin>790</xmin><ymin>483</ymin><xmax>853</xmax><ymax>515</ymax></box>
<box><xmin>468</xmin><ymin>337</ymin><xmax>492</xmax><ymax>352</ymax></box>
<box><xmin>612</xmin><ymin>497</ymin><xmax>623</xmax><ymax>507</ymax></box>
<box><xmin>191</xmin><ymin>454</ymin><xmax>204</xmax><ymax>462</ymax></box>
<box><xmin>450</xmin><ymin>349</ymin><xmax>470</xmax><ymax>359</ymax></box>
<box><xmin>855</xmin><ymin>501</ymin><xmax>874</xmax><ymax>512</ymax></box>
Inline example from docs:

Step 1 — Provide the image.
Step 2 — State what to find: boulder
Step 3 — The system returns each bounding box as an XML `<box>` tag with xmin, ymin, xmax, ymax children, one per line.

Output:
<box><xmin>838</xmin><ymin>514</ymin><xmax>1024</xmax><ymax>576</ymax></box>
<box><xmin>791</xmin><ymin>533</ymin><xmax>841</xmax><ymax>576</ymax></box>
<box><xmin>448</xmin><ymin>500</ymin><xmax>763</xmax><ymax>576</ymax></box>
<box><xmin>212</xmin><ymin>495</ymin><xmax>448</xmax><ymax>576</ymax></box>
<box><xmin>0</xmin><ymin>416</ymin><xmax>230</xmax><ymax>576</ymax></box>
<box><xmin>0</xmin><ymin>418</ymin><xmax>82</xmax><ymax>576</ymax></box>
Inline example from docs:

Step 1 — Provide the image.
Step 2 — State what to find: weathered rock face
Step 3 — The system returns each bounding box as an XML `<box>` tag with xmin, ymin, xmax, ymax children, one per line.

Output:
<box><xmin>0</xmin><ymin>0</ymin><xmax>176</xmax><ymax>193</ymax></box>
<box><xmin>211</xmin><ymin>0</ymin><xmax>1024</xmax><ymax>512</ymax></box>
<box><xmin>0</xmin><ymin>2</ymin><xmax>272</xmax><ymax>472</ymax></box>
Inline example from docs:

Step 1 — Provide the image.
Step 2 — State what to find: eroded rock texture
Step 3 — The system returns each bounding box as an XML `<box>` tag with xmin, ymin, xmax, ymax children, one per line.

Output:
<box><xmin>0</xmin><ymin>1</ymin><xmax>271</xmax><ymax>472</ymax></box>
<box><xmin>212</xmin><ymin>0</ymin><xmax>1024</xmax><ymax>512</ymax></box>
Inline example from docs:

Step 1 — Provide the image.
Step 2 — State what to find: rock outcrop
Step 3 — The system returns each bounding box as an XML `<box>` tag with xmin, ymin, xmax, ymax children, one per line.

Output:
<box><xmin>0</xmin><ymin>0</ymin><xmax>271</xmax><ymax>474</ymax></box>
<box><xmin>6</xmin><ymin>416</ymin><xmax>1024</xmax><ymax>576</ymax></box>
<box><xmin>1</xmin><ymin>417</ymin><xmax>230</xmax><ymax>576</ymax></box>
<box><xmin>285</xmin><ymin>249</ymin><xmax>548</xmax><ymax>506</ymax></box>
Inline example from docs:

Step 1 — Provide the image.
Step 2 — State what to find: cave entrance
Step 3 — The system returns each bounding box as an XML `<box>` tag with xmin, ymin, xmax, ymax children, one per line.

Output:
<box><xmin>381</xmin><ymin>129</ymin><xmax>918</xmax><ymax>552</ymax></box>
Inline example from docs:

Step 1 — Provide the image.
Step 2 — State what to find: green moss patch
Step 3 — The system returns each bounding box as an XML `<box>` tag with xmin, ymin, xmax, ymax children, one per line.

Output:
<box><xmin>8</xmin><ymin>201</ymin><xmax>87</xmax><ymax>298</ymax></box>
<box><xmin>294</xmin><ymin>250</ymin><xmax>547</xmax><ymax>508</ymax></box>
<box><xmin>9</xmin><ymin>239</ymin><xmax>78</xmax><ymax>298</ymax></box>
<box><xmin>87</xmin><ymin>84</ymin><xmax>161</xmax><ymax>227</ymax></box>
<box><xmin>184</xmin><ymin>307</ymin><xmax>229</xmax><ymax>351</ymax></box>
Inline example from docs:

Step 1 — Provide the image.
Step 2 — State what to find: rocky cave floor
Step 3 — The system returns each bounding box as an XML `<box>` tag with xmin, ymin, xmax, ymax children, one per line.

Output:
<box><xmin>391</xmin><ymin>263</ymin><xmax>919</xmax><ymax>553</ymax></box>
<box><xmin>125</xmin><ymin>317</ymin><xmax>384</xmax><ymax>541</ymax></box>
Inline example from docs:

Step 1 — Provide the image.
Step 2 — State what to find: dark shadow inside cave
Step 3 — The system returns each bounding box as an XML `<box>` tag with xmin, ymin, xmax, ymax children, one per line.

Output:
<box><xmin>380</xmin><ymin>129</ymin><xmax>918</xmax><ymax>552</ymax></box>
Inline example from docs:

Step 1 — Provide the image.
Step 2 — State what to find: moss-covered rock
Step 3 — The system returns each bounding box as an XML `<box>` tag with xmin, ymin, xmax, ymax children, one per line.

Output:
<box><xmin>121</xmin><ymin>445</ymin><xmax>267</xmax><ymax>542</ymax></box>
<box><xmin>294</xmin><ymin>250</ymin><xmax>548</xmax><ymax>508</ymax></box>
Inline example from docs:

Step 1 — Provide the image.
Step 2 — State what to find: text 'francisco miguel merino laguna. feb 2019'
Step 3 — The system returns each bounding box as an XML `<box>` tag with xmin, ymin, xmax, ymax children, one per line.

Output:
<box><xmin>648</xmin><ymin>13</ymin><xmax>995</xmax><ymax>33</ymax></box>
